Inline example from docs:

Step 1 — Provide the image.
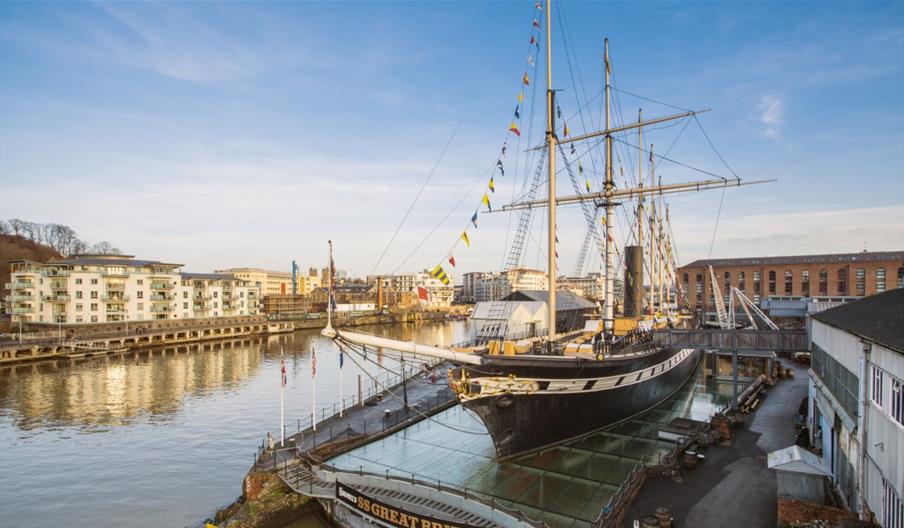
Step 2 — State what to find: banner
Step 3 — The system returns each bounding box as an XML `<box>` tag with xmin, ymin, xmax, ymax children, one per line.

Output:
<box><xmin>336</xmin><ymin>482</ymin><xmax>478</xmax><ymax>528</ymax></box>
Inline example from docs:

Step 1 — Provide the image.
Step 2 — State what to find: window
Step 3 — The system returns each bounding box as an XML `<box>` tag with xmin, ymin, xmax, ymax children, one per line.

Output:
<box><xmin>856</xmin><ymin>268</ymin><xmax>866</xmax><ymax>296</ymax></box>
<box><xmin>137</xmin><ymin>291</ymin><xmax>143</xmax><ymax>299</ymax></box>
<box><xmin>75</xmin><ymin>304</ymin><xmax>83</xmax><ymax>312</ymax></box>
<box><xmin>753</xmin><ymin>270</ymin><xmax>761</xmax><ymax>293</ymax></box>
<box><xmin>76</xmin><ymin>315</ymin><xmax>84</xmax><ymax>323</ymax></box>
<box><xmin>137</xmin><ymin>279</ymin><xmax>143</xmax><ymax>285</ymax></box>
<box><xmin>137</xmin><ymin>302</ymin><xmax>143</xmax><ymax>310</ymax></box>
<box><xmin>872</xmin><ymin>366</ymin><xmax>884</xmax><ymax>408</ymax></box>
<box><xmin>214</xmin><ymin>291</ymin><xmax>219</xmax><ymax>298</ymax></box>
<box><xmin>738</xmin><ymin>271</ymin><xmax>745</xmax><ymax>291</ymax></box>
<box><xmin>801</xmin><ymin>270</ymin><xmax>810</xmax><ymax>296</ymax></box>
<box><xmin>898</xmin><ymin>267</ymin><xmax>904</xmax><ymax>289</ymax></box>
<box><xmin>892</xmin><ymin>378</ymin><xmax>904</xmax><ymax>427</ymax></box>
<box><xmin>884</xmin><ymin>479</ymin><xmax>902</xmax><ymax>528</ymax></box>
<box><xmin>753</xmin><ymin>294</ymin><xmax>761</xmax><ymax>305</ymax></box>
<box><xmin>91</xmin><ymin>315</ymin><xmax>98</xmax><ymax>323</ymax></box>
<box><xmin>784</xmin><ymin>270</ymin><xmax>793</xmax><ymax>295</ymax></box>
<box><xmin>75</xmin><ymin>278</ymin><xmax>82</xmax><ymax>285</ymax></box>
<box><xmin>76</xmin><ymin>291</ymin><xmax>83</xmax><ymax>299</ymax></box>
<box><xmin>90</xmin><ymin>303</ymin><xmax>98</xmax><ymax>311</ymax></box>
<box><xmin>214</xmin><ymin>301</ymin><xmax>219</xmax><ymax>308</ymax></box>
<box><xmin>90</xmin><ymin>278</ymin><xmax>98</xmax><ymax>285</ymax></box>
<box><xmin>876</xmin><ymin>268</ymin><xmax>886</xmax><ymax>293</ymax></box>
<box><xmin>90</xmin><ymin>291</ymin><xmax>98</xmax><ymax>299</ymax></box>
<box><xmin>183</xmin><ymin>291</ymin><xmax>188</xmax><ymax>298</ymax></box>
<box><xmin>819</xmin><ymin>269</ymin><xmax>828</xmax><ymax>295</ymax></box>
<box><xmin>768</xmin><ymin>271</ymin><xmax>776</xmax><ymax>294</ymax></box>
<box><xmin>837</xmin><ymin>269</ymin><xmax>848</xmax><ymax>295</ymax></box>
<box><xmin>183</xmin><ymin>302</ymin><xmax>188</xmax><ymax>309</ymax></box>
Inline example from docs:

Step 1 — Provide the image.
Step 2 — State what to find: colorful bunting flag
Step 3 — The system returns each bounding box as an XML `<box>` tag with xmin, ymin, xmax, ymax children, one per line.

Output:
<box><xmin>563</xmin><ymin>122</ymin><xmax>569</xmax><ymax>137</ymax></box>
<box><xmin>578</xmin><ymin>160</ymin><xmax>583</xmax><ymax>174</ymax></box>
<box><xmin>502</xmin><ymin>144</ymin><xmax>507</xmax><ymax>156</ymax></box>
<box><xmin>488</xmin><ymin>177</ymin><xmax>495</xmax><ymax>193</ymax></box>
<box><xmin>570</xmin><ymin>143</ymin><xmax>576</xmax><ymax>155</ymax></box>
<box><xmin>523</xmin><ymin>72</ymin><xmax>530</xmax><ymax>85</ymax></box>
<box><xmin>518</xmin><ymin>91</ymin><xmax>524</xmax><ymax>104</ymax></box>
<box><xmin>557</xmin><ymin>107</ymin><xmax>562</xmax><ymax>119</ymax></box>
<box><xmin>431</xmin><ymin>265</ymin><xmax>450</xmax><ymax>286</ymax></box>
<box><xmin>528</xmin><ymin>54</ymin><xmax>535</xmax><ymax>67</ymax></box>
<box><xmin>496</xmin><ymin>159</ymin><xmax>505</xmax><ymax>176</ymax></box>
<box><xmin>530</xmin><ymin>36</ymin><xmax>536</xmax><ymax>46</ymax></box>
<box><xmin>460</xmin><ymin>231</ymin><xmax>470</xmax><ymax>247</ymax></box>
<box><xmin>471</xmin><ymin>212</ymin><xmax>478</xmax><ymax>228</ymax></box>
<box><xmin>533</xmin><ymin>19</ymin><xmax>540</xmax><ymax>28</ymax></box>
<box><xmin>535</xmin><ymin>1</ymin><xmax>542</xmax><ymax>10</ymax></box>
<box><xmin>448</xmin><ymin>255</ymin><xmax>456</xmax><ymax>267</ymax></box>
<box><xmin>417</xmin><ymin>286</ymin><xmax>428</xmax><ymax>300</ymax></box>
<box><xmin>509</xmin><ymin>122</ymin><xmax>521</xmax><ymax>136</ymax></box>
<box><xmin>482</xmin><ymin>193</ymin><xmax>492</xmax><ymax>212</ymax></box>
<box><xmin>514</xmin><ymin>105</ymin><xmax>520</xmax><ymax>119</ymax></box>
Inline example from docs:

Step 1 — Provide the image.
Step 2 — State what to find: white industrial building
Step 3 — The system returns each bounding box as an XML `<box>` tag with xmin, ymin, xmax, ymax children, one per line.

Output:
<box><xmin>808</xmin><ymin>288</ymin><xmax>903</xmax><ymax>527</ymax></box>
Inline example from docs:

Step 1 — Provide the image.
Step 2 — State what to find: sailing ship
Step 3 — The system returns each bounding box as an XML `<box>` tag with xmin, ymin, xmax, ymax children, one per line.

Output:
<box><xmin>323</xmin><ymin>0</ymin><xmax>771</xmax><ymax>459</ymax></box>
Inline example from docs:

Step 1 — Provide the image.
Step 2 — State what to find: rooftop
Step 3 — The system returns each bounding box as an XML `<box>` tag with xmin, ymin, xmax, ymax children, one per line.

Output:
<box><xmin>681</xmin><ymin>251</ymin><xmax>903</xmax><ymax>269</ymax></box>
<box><xmin>504</xmin><ymin>289</ymin><xmax>597</xmax><ymax>311</ymax></box>
<box><xmin>48</xmin><ymin>254</ymin><xmax>184</xmax><ymax>268</ymax></box>
<box><xmin>811</xmin><ymin>288</ymin><xmax>904</xmax><ymax>353</ymax></box>
<box><xmin>182</xmin><ymin>272</ymin><xmax>239</xmax><ymax>281</ymax></box>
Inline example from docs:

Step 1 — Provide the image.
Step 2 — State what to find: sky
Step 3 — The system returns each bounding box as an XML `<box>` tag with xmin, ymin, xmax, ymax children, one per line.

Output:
<box><xmin>1</xmin><ymin>1</ymin><xmax>902</xmax><ymax>278</ymax></box>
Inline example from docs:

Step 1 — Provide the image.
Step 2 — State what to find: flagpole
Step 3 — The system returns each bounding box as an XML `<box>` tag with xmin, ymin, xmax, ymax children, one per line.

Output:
<box><xmin>311</xmin><ymin>344</ymin><xmax>317</xmax><ymax>433</ymax></box>
<box><xmin>280</xmin><ymin>347</ymin><xmax>285</xmax><ymax>447</ymax></box>
<box><xmin>326</xmin><ymin>240</ymin><xmax>334</xmax><ymax>335</ymax></box>
<box><xmin>339</xmin><ymin>347</ymin><xmax>344</xmax><ymax>418</ymax></box>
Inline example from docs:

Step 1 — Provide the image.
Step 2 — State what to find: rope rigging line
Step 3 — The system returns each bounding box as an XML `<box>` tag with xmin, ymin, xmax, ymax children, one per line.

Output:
<box><xmin>335</xmin><ymin>339</ymin><xmax>489</xmax><ymax>435</ymax></box>
<box><xmin>371</xmin><ymin>89</ymin><xmax>481</xmax><ymax>275</ymax></box>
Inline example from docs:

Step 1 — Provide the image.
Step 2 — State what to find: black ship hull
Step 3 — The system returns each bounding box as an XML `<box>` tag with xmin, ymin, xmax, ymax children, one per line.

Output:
<box><xmin>451</xmin><ymin>347</ymin><xmax>702</xmax><ymax>459</ymax></box>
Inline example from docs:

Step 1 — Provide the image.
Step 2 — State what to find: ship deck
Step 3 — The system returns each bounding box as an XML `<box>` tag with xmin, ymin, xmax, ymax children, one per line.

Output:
<box><xmin>329</xmin><ymin>359</ymin><xmax>738</xmax><ymax>528</ymax></box>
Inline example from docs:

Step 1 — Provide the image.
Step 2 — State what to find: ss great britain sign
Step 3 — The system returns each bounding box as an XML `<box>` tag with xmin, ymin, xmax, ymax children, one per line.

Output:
<box><xmin>336</xmin><ymin>482</ymin><xmax>478</xmax><ymax>528</ymax></box>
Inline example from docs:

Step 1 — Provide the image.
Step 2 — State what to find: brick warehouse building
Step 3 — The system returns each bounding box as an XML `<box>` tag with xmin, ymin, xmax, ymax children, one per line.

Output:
<box><xmin>678</xmin><ymin>251</ymin><xmax>904</xmax><ymax>313</ymax></box>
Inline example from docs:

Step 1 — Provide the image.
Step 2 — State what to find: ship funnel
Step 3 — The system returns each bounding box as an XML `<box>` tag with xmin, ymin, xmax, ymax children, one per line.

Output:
<box><xmin>624</xmin><ymin>245</ymin><xmax>644</xmax><ymax>317</ymax></box>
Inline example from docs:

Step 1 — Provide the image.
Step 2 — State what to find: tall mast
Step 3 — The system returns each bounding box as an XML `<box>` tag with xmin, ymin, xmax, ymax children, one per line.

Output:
<box><xmin>649</xmin><ymin>141</ymin><xmax>656</xmax><ymax>313</ymax></box>
<box><xmin>636</xmin><ymin>108</ymin><xmax>644</xmax><ymax>292</ymax></box>
<box><xmin>603</xmin><ymin>38</ymin><xmax>614</xmax><ymax>335</ymax></box>
<box><xmin>545</xmin><ymin>0</ymin><xmax>557</xmax><ymax>339</ymax></box>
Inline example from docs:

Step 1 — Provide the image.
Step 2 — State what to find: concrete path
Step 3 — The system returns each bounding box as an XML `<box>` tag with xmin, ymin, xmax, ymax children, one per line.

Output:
<box><xmin>626</xmin><ymin>362</ymin><xmax>808</xmax><ymax>527</ymax></box>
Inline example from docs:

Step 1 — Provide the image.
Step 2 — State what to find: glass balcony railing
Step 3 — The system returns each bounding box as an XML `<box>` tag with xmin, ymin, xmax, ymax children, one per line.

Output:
<box><xmin>102</xmin><ymin>270</ymin><xmax>129</xmax><ymax>277</ymax></box>
<box><xmin>7</xmin><ymin>294</ymin><xmax>34</xmax><ymax>302</ymax></box>
<box><xmin>150</xmin><ymin>294</ymin><xmax>172</xmax><ymax>302</ymax></box>
<box><xmin>101</xmin><ymin>294</ymin><xmax>130</xmax><ymax>302</ymax></box>
<box><xmin>50</xmin><ymin>283</ymin><xmax>68</xmax><ymax>291</ymax></box>
<box><xmin>106</xmin><ymin>283</ymin><xmax>126</xmax><ymax>291</ymax></box>
<box><xmin>7</xmin><ymin>281</ymin><xmax>35</xmax><ymax>289</ymax></box>
<box><xmin>149</xmin><ymin>305</ymin><xmax>172</xmax><ymax>313</ymax></box>
<box><xmin>41</xmin><ymin>269</ymin><xmax>71</xmax><ymax>277</ymax></box>
<box><xmin>46</xmin><ymin>294</ymin><xmax>71</xmax><ymax>302</ymax></box>
<box><xmin>150</xmin><ymin>283</ymin><xmax>173</xmax><ymax>290</ymax></box>
<box><xmin>12</xmin><ymin>307</ymin><xmax>34</xmax><ymax>314</ymax></box>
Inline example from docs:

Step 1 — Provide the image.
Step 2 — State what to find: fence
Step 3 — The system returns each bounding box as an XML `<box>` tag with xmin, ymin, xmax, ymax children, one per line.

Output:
<box><xmin>592</xmin><ymin>457</ymin><xmax>647</xmax><ymax>528</ymax></box>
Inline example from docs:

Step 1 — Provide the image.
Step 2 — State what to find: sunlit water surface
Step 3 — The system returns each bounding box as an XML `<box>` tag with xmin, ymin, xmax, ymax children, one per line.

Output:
<box><xmin>0</xmin><ymin>321</ymin><xmax>471</xmax><ymax>528</ymax></box>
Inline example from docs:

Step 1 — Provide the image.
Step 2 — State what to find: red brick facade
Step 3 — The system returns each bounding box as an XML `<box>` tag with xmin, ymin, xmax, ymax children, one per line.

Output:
<box><xmin>678</xmin><ymin>251</ymin><xmax>904</xmax><ymax>311</ymax></box>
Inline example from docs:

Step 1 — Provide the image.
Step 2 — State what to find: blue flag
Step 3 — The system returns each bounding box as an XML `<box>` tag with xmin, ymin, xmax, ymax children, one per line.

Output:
<box><xmin>339</xmin><ymin>349</ymin><xmax>344</xmax><ymax>369</ymax></box>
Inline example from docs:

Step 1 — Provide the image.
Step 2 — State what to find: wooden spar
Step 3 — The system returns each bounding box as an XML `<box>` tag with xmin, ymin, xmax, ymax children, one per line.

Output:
<box><xmin>499</xmin><ymin>177</ymin><xmax>775</xmax><ymax>211</ymax></box>
<box><xmin>546</xmin><ymin>0</ymin><xmax>557</xmax><ymax>340</ymax></box>
<box><xmin>322</xmin><ymin>327</ymin><xmax>484</xmax><ymax>365</ymax></box>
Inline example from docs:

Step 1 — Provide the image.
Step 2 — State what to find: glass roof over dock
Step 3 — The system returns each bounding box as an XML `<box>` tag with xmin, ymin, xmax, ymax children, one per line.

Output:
<box><xmin>330</xmin><ymin>362</ymin><xmax>735</xmax><ymax>528</ymax></box>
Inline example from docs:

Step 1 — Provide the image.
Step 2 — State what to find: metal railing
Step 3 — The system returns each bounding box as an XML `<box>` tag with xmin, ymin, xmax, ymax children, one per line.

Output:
<box><xmin>592</xmin><ymin>456</ymin><xmax>647</xmax><ymax>528</ymax></box>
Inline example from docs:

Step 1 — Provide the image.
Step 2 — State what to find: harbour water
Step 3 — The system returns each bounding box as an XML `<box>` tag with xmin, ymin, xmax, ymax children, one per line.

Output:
<box><xmin>0</xmin><ymin>321</ymin><xmax>471</xmax><ymax>528</ymax></box>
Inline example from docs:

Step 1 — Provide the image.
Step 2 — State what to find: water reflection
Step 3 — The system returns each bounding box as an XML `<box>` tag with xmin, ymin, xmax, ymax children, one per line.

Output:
<box><xmin>0</xmin><ymin>321</ymin><xmax>471</xmax><ymax>528</ymax></box>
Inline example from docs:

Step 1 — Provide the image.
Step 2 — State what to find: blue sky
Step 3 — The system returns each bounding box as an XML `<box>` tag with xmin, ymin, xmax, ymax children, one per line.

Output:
<box><xmin>1</xmin><ymin>1</ymin><xmax>902</xmax><ymax>277</ymax></box>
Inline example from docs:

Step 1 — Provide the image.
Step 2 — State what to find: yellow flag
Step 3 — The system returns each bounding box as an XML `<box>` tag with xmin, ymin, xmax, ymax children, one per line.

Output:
<box><xmin>488</xmin><ymin>177</ymin><xmax>495</xmax><ymax>193</ymax></box>
<box><xmin>518</xmin><ymin>91</ymin><xmax>524</xmax><ymax>104</ymax></box>
<box><xmin>482</xmin><ymin>193</ymin><xmax>492</xmax><ymax>212</ymax></box>
<box><xmin>460</xmin><ymin>231</ymin><xmax>470</xmax><ymax>247</ymax></box>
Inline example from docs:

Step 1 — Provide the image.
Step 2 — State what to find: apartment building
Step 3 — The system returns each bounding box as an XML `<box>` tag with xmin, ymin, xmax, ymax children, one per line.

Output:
<box><xmin>6</xmin><ymin>254</ymin><xmax>259</xmax><ymax>324</ymax></box>
<box><xmin>369</xmin><ymin>272</ymin><xmax>454</xmax><ymax>308</ymax></box>
<box><xmin>466</xmin><ymin>268</ymin><xmax>549</xmax><ymax>303</ymax></box>
<box><xmin>216</xmin><ymin>267</ymin><xmax>318</xmax><ymax>296</ymax></box>
<box><xmin>557</xmin><ymin>273</ymin><xmax>606</xmax><ymax>301</ymax></box>
<box><xmin>678</xmin><ymin>251</ymin><xmax>904</xmax><ymax>311</ymax></box>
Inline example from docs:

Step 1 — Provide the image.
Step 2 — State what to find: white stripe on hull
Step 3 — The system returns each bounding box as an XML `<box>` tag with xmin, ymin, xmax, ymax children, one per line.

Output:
<box><xmin>459</xmin><ymin>348</ymin><xmax>696</xmax><ymax>401</ymax></box>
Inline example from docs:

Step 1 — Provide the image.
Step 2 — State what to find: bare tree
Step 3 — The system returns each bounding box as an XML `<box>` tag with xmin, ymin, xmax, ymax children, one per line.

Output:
<box><xmin>7</xmin><ymin>218</ymin><xmax>25</xmax><ymax>236</ymax></box>
<box><xmin>0</xmin><ymin>220</ymin><xmax>9</xmax><ymax>235</ymax></box>
<box><xmin>89</xmin><ymin>241</ymin><xmax>121</xmax><ymax>255</ymax></box>
<box><xmin>21</xmin><ymin>221</ymin><xmax>41</xmax><ymax>242</ymax></box>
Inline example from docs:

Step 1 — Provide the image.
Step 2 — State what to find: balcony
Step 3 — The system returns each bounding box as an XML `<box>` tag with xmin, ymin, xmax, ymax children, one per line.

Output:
<box><xmin>106</xmin><ymin>283</ymin><xmax>126</xmax><ymax>291</ymax></box>
<box><xmin>11</xmin><ymin>307</ymin><xmax>35</xmax><ymax>314</ymax></box>
<box><xmin>41</xmin><ymin>269</ymin><xmax>70</xmax><ymax>277</ymax></box>
<box><xmin>7</xmin><ymin>281</ymin><xmax>34</xmax><ymax>290</ymax></box>
<box><xmin>50</xmin><ymin>282</ymin><xmax>68</xmax><ymax>291</ymax></box>
<box><xmin>150</xmin><ymin>294</ymin><xmax>173</xmax><ymax>302</ymax></box>
<box><xmin>6</xmin><ymin>294</ymin><xmax>34</xmax><ymax>302</ymax></box>
<box><xmin>102</xmin><ymin>294</ymin><xmax>130</xmax><ymax>302</ymax></box>
<box><xmin>106</xmin><ymin>306</ymin><xmax>126</xmax><ymax>314</ymax></box>
<box><xmin>102</xmin><ymin>270</ymin><xmax>129</xmax><ymax>277</ymax></box>
<box><xmin>150</xmin><ymin>305</ymin><xmax>172</xmax><ymax>313</ymax></box>
<box><xmin>150</xmin><ymin>283</ymin><xmax>173</xmax><ymax>290</ymax></box>
<box><xmin>44</xmin><ymin>293</ymin><xmax>70</xmax><ymax>302</ymax></box>
<box><xmin>193</xmin><ymin>294</ymin><xmax>211</xmax><ymax>301</ymax></box>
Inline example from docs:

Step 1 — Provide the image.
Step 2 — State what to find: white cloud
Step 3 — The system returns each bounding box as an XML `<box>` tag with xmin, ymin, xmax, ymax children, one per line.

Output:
<box><xmin>757</xmin><ymin>94</ymin><xmax>784</xmax><ymax>139</ymax></box>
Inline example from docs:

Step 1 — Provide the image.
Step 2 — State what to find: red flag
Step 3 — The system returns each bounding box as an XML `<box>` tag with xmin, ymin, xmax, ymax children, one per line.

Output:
<box><xmin>280</xmin><ymin>358</ymin><xmax>287</xmax><ymax>387</ymax></box>
<box><xmin>529</xmin><ymin>35</ymin><xmax>536</xmax><ymax>46</ymax></box>
<box><xmin>448</xmin><ymin>256</ymin><xmax>456</xmax><ymax>267</ymax></box>
<box><xmin>533</xmin><ymin>19</ymin><xmax>540</xmax><ymax>28</ymax></box>
<box><xmin>311</xmin><ymin>348</ymin><xmax>317</xmax><ymax>377</ymax></box>
<box><xmin>417</xmin><ymin>286</ymin><xmax>428</xmax><ymax>300</ymax></box>
<box><xmin>509</xmin><ymin>122</ymin><xmax>521</xmax><ymax>136</ymax></box>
